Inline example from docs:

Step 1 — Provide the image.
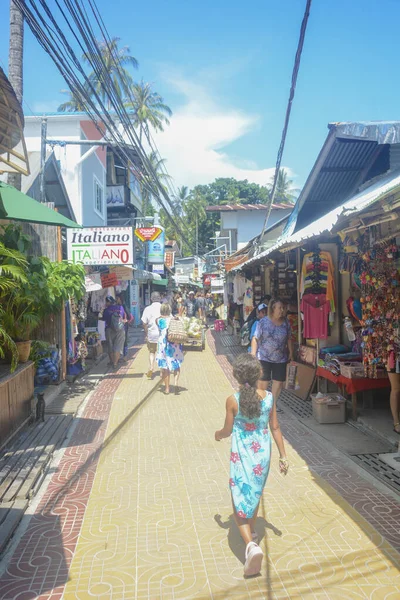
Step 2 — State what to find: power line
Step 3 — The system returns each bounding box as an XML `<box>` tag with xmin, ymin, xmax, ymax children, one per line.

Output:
<box><xmin>14</xmin><ymin>0</ymin><xmax>202</xmax><ymax>253</ymax></box>
<box><xmin>259</xmin><ymin>0</ymin><xmax>312</xmax><ymax>239</ymax></box>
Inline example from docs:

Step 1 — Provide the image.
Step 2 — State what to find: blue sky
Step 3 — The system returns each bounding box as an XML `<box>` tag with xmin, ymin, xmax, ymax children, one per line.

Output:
<box><xmin>1</xmin><ymin>0</ymin><xmax>399</xmax><ymax>190</ymax></box>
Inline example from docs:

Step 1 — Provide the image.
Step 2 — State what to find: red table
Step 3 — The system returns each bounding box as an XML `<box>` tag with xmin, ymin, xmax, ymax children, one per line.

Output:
<box><xmin>316</xmin><ymin>367</ymin><xmax>390</xmax><ymax>419</ymax></box>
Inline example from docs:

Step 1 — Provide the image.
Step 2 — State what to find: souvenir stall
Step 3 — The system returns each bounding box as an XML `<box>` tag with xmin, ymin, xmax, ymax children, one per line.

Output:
<box><xmin>315</xmin><ymin>230</ymin><xmax>400</xmax><ymax>422</ymax></box>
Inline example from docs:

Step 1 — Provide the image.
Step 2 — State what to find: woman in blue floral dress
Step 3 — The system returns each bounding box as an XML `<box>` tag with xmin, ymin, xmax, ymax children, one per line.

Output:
<box><xmin>215</xmin><ymin>354</ymin><xmax>289</xmax><ymax>577</ymax></box>
<box><xmin>156</xmin><ymin>303</ymin><xmax>184</xmax><ymax>395</ymax></box>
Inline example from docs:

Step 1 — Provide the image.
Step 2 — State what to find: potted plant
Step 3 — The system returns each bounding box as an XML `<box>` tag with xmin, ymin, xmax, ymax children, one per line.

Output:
<box><xmin>1</xmin><ymin>296</ymin><xmax>41</xmax><ymax>363</ymax></box>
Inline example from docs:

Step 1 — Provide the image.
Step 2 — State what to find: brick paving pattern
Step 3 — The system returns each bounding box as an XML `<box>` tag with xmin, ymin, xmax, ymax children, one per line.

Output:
<box><xmin>0</xmin><ymin>332</ymin><xmax>399</xmax><ymax>599</ymax></box>
<box><xmin>208</xmin><ymin>329</ymin><xmax>400</xmax><ymax>554</ymax></box>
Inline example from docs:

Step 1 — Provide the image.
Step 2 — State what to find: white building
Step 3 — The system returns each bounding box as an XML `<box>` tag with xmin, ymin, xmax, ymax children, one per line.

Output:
<box><xmin>206</xmin><ymin>204</ymin><xmax>293</xmax><ymax>252</ymax></box>
<box><xmin>24</xmin><ymin>114</ymin><xmax>107</xmax><ymax>227</ymax></box>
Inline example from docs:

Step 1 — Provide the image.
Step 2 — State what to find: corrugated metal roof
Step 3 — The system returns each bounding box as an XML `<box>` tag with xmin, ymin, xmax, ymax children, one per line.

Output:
<box><xmin>206</xmin><ymin>203</ymin><xmax>292</xmax><ymax>212</ymax></box>
<box><xmin>280</xmin><ymin>122</ymin><xmax>400</xmax><ymax>241</ymax></box>
<box><xmin>236</xmin><ymin>169</ymin><xmax>400</xmax><ymax>269</ymax></box>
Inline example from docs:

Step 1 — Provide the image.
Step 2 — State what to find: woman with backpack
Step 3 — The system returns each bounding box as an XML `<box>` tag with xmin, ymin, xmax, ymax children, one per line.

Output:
<box><xmin>102</xmin><ymin>296</ymin><xmax>127</xmax><ymax>369</ymax></box>
<box><xmin>156</xmin><ymin>303</ymin><xmax>184</xmax><ymax>395</ymax></box>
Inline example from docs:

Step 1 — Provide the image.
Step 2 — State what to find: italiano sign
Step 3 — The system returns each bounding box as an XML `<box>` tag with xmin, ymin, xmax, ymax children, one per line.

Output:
<box><xmin>67</xmin><ymin>227</ymin><xmax>134</xmax><ymax>266</ymax></box>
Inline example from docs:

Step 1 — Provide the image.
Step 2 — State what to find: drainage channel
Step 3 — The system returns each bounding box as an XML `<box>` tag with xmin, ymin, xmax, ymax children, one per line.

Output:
<box><xmin>348</xmin><ymin>453</ymin><xmax>400</xmax><ymax>495</ymax></box>
<box><xmin>279</xmin><ymin>390</ymin><xmax>400</xmax><ymax>496</ymax></box>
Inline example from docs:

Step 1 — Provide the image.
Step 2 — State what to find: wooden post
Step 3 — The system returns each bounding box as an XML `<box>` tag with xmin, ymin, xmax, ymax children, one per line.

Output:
<box><xmin>57</xmin><ymin>225</ymin><xmax>67</xmax><ymax>381</ymax></box>
<box><xmin>296</xmin><ymin>246</ymin><xmax>302</xmax><ymax>347</ymax></box>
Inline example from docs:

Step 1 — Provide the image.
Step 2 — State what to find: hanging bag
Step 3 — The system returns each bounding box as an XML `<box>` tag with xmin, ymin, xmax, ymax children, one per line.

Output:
<box><xmin>167</xmin><ymin>317</ymin><xmax>188</xmax><ymax>344</ymax></box>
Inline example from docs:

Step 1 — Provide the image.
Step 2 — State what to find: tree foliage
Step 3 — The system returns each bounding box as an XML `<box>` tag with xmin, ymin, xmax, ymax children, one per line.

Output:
<box><xmin>159</xmin><ymin>172</ymin><xmax>297</xmax><ymax>256</ymax></box>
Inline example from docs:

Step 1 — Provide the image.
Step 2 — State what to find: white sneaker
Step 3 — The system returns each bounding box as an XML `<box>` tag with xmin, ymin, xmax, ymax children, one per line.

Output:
<box><xmin>244</xmin><ymin>542</ymin><xmax>263</xmax><ymax>577</ymax></box>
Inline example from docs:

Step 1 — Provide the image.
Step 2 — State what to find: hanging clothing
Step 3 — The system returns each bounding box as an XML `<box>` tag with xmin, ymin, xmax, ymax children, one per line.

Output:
<box><xmin>243</xmin><ymin>279</ymin><xmax>254</xmax><ymax>320</ymax></box>
<box><xmin>300</xmin><ymin>294</ymin><xmax>331</xmax><ymax>339</ymax></box>
<box><xmin>233</xmin><ymin>274</ymin><xmax>247</xmax><ymax>305</ymax></box>
<box><xmin>300</xmin><ymin>251</ymin><xmax>336</xmax><ymax>313</ymax></box>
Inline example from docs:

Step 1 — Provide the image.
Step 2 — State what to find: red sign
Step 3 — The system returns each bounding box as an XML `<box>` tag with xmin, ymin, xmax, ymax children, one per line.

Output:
<box><xmin>203</xmin><ymin>273</ymin><xmax>218</xmax><ymax>286</ymax></box>
<box><xmin>134</xmin><ymin>227</ymin><xmax>162</xmax><ymax>242</ymax></box>
<box><xmin>101</xmin><ymin>272</ymin><xmax>118</xmax><ymax>289</ymax></box>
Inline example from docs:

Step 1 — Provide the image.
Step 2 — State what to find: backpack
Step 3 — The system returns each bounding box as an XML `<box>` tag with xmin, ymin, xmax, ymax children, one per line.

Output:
<box><xmin>111</xmin><ymin>310</ymin><xmax>124</xmax><ymax>331</ymax></box>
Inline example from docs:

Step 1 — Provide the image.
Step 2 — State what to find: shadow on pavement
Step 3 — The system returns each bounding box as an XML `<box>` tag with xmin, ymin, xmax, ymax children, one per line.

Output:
<box><xmin>214</xmin><ymin>512</ymin><xmax>282</xmax><ymax>565</ymax></box>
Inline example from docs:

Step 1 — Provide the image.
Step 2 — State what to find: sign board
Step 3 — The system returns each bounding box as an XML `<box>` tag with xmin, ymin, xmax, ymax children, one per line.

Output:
<box><xmin>175</xmin><ymin>275</ymin><xmax>190</xmax><ymax>284</ymax></box>
<box><xmin>152</xmin><ymin>263</ymin><xmax>164</xmax><ymax>275</ymax></box>
<box><xmin>85</xmin><ymin>273</ymin><xmax>102</xmax><ymax>292</ymax></box>
<box><xmin>165</xmin><ymin>251</ymin><xmax>175</xmax><ymax>269</ymax></box>
<box><xmin>110</xmin><ymin>266</ymin><xmax>134</xmax><ymax>281</ymax></box>
<box><xmin>211</xmin><ymin>278</ymin><xmax>224</xmax><ymax>287</ymax></box>
<box><xmin>67</xmin><ymin>227</ymin><xmax>134</xmax><ymax>266</ymax></box>
<box><xmin>134</xmin><ymin>227</ymin><xmax>162</xmax><ymax>242</ymax></box>
<box><xmin>148</xmin><ymin>231</ymin><xmax>165</xmax><ymax>264</ymax></box>
<box><xmin>129</xmin><ymin>279</ymin><xmax>140</xmax><ymax>325</ymax></box>
<box><xmin>106</xmin><ymin>185</ymin><xmax>125</xmax><ymax>207</ymax></box>
<box><xmin>101</xmin><ymin>272</ymin><xmax>118</xmax><ymax>289</ymax></box>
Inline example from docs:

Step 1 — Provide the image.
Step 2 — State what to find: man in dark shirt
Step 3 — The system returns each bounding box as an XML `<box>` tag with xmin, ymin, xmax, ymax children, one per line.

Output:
<box><xmin>196</xmin><ymin>292</ymin><xmax>206</xmax><ymax>323</ymax></box>
<box><xmin>102</xmin><ymin>296</ymin><xmax>126</xmax><ymax>368</ymax></box>
<box><xmin>182</xmin><ymin>291</ymin><xmax>197</xmax><ymax>318</ymax></box>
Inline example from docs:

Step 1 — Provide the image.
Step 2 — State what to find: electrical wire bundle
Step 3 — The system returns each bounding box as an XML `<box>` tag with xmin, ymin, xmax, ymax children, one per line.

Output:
<box><xmin>13</xmin><ymin>0</ymin><xmax>203</xmax><ymax>254</ymax></box>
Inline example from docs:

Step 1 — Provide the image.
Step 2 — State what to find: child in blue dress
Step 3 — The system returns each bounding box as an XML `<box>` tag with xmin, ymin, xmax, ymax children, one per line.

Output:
<box><xmin>156</xmin><ymin>303</ymin><xmax>184</xmax><ymax>395</ymax></box>
<box><xmin>215</xmin><ymin>353</ymin><xmax>289</xmax><ymax>577</ymax></box>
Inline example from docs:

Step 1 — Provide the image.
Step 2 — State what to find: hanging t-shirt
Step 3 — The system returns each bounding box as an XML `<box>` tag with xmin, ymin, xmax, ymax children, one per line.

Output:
<box><xmin>301</xmin><ymin>294</ymin><xmax>330</xmax><ymax>339</ymax></box>
<box><xmin>233</xmin><ymin>274</ymin><xmax>247</xmax><ymax>305</ymax></box>
<box><xmin>243</xmin><ymin>279</ymin><xmax>254</xmax><ymax>319</ymax></box>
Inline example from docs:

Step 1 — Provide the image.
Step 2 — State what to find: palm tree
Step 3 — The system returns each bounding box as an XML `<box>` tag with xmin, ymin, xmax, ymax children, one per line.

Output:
<box><xmin>173</xmin><ymin>186</ymin><xmax>188</xmax><ymax>216</ymax></box>
<box><xmin>84</xmin><ymin>37</ymin><xmax>138</xmax><ymax>110</ymax></box>
<box><xmin>126</xmin><ymin>80</ymin><xmax>172</xmax><ymax>142</ymax></box>
<box><xmin>141</xmin><ymin>151</ymin><xmax>171</xmax><ymax>216</ymax></box>
<box><xmin>58</xmin><ymin>89</ymin><xmax>88</xmax><ymax>112</ymax></box>
<box><xmin>269</xmin><ymin>169</ymin><xmax>298</xmax><ymax>205</ymax></box>
<box><xmin>8</xmin><ymin>0</ymin><xmax>24</xmax><ymax>191</ymax></box>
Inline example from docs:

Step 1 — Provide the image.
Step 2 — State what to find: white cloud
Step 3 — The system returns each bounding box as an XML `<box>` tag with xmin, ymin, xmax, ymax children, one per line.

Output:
<box><xmin>30</xmin><ymin>100</ymin><xmax>61</xmax><ymax>114</ymax></box>
<box><xmin>152</xmin><ymin>75</ymin><xmax>281</xmax><ymax>189</ymax></box>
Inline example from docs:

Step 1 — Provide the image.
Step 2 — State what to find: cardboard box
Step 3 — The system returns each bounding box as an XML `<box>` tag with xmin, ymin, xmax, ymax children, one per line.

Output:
<box><xmin>311</xmin><ymin>393</ymin><xmax>346</xmax><ymax>424</ymax></box>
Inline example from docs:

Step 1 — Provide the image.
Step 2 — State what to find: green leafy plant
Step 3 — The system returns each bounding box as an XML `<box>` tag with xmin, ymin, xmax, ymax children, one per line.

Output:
<box><xmin>29</xmin><ymin>340</ymin><xmax>52</xmax><ymax>369</ymax></box>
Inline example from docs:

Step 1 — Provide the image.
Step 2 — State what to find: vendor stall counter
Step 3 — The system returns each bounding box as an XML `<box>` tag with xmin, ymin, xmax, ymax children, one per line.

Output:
<box><xmin>316</xmin><ymin>366</ymin><xmax>390</xmax><ymax>420</ymax></box>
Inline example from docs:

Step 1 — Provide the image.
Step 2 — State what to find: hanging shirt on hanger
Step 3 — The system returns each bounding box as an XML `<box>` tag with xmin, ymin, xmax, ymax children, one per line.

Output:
<box><xmin>233</xmin><ymin>274</ymin><xmax>247</xmax><ymax>305</ymax></box>
<box><xmin>300</xmin><ymin>293</ymin><xmax>331</xmax><ymax>339</ymax></box>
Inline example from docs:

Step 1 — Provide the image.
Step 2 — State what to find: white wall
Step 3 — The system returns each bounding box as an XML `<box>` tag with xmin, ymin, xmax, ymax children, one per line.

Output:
<box><xmin>221</xmin><ymin>208</ymin><xmax>291</xmax><ymax>249</ymax></box>
<box><xmin>24</xmin><ymin>116</ymin><xmax>106</xmax><ymax>227</ymax></box>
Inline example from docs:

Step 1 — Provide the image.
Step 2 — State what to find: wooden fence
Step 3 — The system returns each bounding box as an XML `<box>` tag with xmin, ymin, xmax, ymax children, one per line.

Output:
<box><xmin>0</xmin><ymin>362</ymin><xmax>35</xmax><ymax>447</ymax></box>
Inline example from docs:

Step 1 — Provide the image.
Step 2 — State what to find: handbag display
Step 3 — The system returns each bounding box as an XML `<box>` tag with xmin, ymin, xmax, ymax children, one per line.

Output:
<box><xmin>167</xmin><ymin>317</ymin><xmax>188</xmax><ymax>344</ymax></box>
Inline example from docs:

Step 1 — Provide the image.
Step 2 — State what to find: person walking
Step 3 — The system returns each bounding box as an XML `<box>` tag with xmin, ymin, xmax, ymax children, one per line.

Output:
<box><xmin>102</xmin><ymin>296</ymin><xmax>126</xmax><ymax>369</ymax></box>
<box><xmin>181</xmin><ymin>290</ymin><xmax>197</xmax><ymax>318</ymax></box>
<box><xmin>116</xmin><ymin>293</ymin><xmax>134</xmax><ymax>362</ymax></box>
<box><xmin>196</xmin><ymin>291</ymin><xmax>206</xmax><ymax>324</ymax></box>
<box><xmin>205</xmin><ymin>292</ymin><xmax>214</xmax><ymax>325</ymax></box>
<box><xmin>141</xmin><ymin>291</ymin><xmax>162</xmax><ymax>379</ymax></box>
<box><xmin>251</xmin><ymin>298</ymin><xmax>294</xmax><ymax>401</ymax></box>
<box><xmin>247</xmin><ymin>303</ymin><xmax>268</xmax><ymax>352</ymax></box>
<box><xmin>215</xmin><ymin>354</ymin><xmax>289</xmax><ymax>577</ymax></box>
<box><xmin>156</xmin><ymin>303</ymin><xmax>184</xmax><ymax>395</ymax></box>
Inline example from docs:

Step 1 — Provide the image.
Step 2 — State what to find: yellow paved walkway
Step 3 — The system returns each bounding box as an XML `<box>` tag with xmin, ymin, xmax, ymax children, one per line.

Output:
<box><xmin>63</xmin><ymin>344</ymin><xmax>400</xmax><ymax>599</ymax></box>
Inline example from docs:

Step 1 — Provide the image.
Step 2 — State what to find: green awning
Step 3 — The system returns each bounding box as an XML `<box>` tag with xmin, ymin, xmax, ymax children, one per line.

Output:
<box><xmin>152</xmin><ymin>278</ymin><xmax>168</xmax><ymax>287</ymax></box>
<box><xmin>0</xmin><ymin>181</ymin><xmax>81</xmax><ymax>228</ymax></box>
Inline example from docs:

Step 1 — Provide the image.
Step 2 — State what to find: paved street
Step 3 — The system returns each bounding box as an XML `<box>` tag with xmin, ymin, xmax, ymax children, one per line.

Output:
<box><xmin>0</xmin><ymin>338</ymin><xmax>399</xmax><ymax>599</ymax></box>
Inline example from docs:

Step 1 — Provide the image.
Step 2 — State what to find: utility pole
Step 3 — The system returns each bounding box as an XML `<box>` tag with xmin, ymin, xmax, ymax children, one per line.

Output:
<box><xmin>8</xmin><ymin>0</ymin><xmax>24</xmax><ymax>190</ymax></box>
<box><xmin>195</xmin><ymin>213</ymin><xmax>198</xmax><ymax>256</ymax></box>
<box><xmin>39</xmin><ymin>118</ymin><xmax>47</xmax><ymax>202</ymax></box>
